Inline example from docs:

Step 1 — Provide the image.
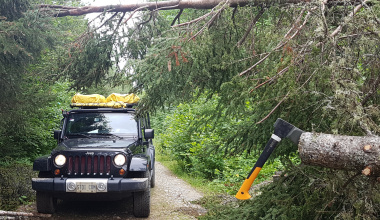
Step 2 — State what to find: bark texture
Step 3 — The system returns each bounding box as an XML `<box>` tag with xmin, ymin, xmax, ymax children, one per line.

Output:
<box><xmin>299</xmin><ymin>132</ymin><xmax>380</xmax><ymax>176</ymax></box>
<box><xmin>0</xmin><ymin>210</ymin><xmax>51</xmax><ymax>218</ymax></box>
<box><xmin>39</xmin><ymin>0</ymin><xmax>356</xmax><ymax>17</ymax></box>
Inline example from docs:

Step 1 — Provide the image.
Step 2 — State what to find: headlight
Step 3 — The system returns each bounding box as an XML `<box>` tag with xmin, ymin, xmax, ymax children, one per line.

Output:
<box><xmin>54</xmin><ymin>154</ymin><xmax>66</xmax><ymax>167</ymax></box>
<box><xmin>114</xmin><ymin>154</ymin><xmax>126</xmax><ymax>166</ymax></box>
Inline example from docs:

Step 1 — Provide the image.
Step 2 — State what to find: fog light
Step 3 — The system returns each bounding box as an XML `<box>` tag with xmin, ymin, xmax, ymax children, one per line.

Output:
<box><xmin>67</xmin><ymin>182</ymin><xmax>76</xmax><ymax>191</ymax></box>
<box><xmin>54</xmin><ymin>169</ymin><xmax>60</xmax><ymax>175</ymax></box>
<box><xmin>119</xmin><ymin>169</ymin><xmax>126</xmax><ymax>176</ymax></box>
<box><xmin>97</xmin><ymin>182</ymin><xmax>106</xmax><ymax>191</ymax></box>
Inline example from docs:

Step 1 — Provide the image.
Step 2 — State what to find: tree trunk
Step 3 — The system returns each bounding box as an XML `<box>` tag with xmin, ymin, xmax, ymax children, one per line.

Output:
<box><xmin>0</xmin><ymin>210</ymin><xmax>51</xmax><ymax>218</ymax></box>
<box><xmin>39</xmin><ymin>0</ymin><xmax>359</xmax><ymax>17</ymax></box>
<box><xmin>298</xmin><ymin>132</ymin><xmax>380</xmax><ymax>177</ymax></box>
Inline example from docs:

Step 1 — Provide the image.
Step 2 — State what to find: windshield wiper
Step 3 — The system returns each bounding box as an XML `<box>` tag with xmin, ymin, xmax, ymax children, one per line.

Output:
<box><xmin>67</xmin><ymin>133</ymin><xmax>92</xmax><ymax>139</ymax></box>
<box><xmin>94</xmin><ymin>133</ymin><xmax>124</xmax><ymax>139</ymax></box>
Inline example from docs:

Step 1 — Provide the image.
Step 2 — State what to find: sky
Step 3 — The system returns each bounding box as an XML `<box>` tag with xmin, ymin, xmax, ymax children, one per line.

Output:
<box><xmin>81</xmin><ymin>0</ymin><xmax>143</xmax><ymax>20</ymax></box>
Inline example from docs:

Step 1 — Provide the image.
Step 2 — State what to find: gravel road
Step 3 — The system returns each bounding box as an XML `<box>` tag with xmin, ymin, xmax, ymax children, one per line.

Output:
<box><xmin>17</xmin><ymin>161</ymin><xmax>206</xmax><ymax>219</ymax></box>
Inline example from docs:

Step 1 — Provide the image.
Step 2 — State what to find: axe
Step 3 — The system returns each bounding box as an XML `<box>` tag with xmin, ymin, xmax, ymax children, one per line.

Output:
<box><xmin>235</xmin><ymin>118</ymin><xmax>303</xmax><ymax>200</ymax></box>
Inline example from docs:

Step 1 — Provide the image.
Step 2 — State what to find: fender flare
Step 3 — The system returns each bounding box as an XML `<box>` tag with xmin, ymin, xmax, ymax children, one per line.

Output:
<box><xmin>149</xmin><ymin>146</ymin><xmax>155</xmax><ymax>171</ymax></box>
<box><xmin>129</xmin><ymin>155</ymin><xmax>149</xmax><ymax>172</ymax></box>
<box><xmin>33</xmin><ymin>155</ymin><xmax>52</xmax><ymax>171</ymax></box>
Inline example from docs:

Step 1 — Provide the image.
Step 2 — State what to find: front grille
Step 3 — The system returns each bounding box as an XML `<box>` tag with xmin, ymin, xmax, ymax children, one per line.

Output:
<box><xmin>67</xmin><ymin>155</ymin><xmax>111</xmax><ymax>176</ymax></box>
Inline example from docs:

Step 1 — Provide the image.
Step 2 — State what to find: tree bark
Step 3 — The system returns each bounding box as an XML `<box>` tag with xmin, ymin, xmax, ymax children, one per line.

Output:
<box><xmin>299</xmin><ymin>132</ymin><xmax>380</xmax><ymax>177</ymax></box>
<box><xmin>39</xmin><ymin>0</ymin><xmax>358</xmax><ymax>17</ymax></box>
<box><xmin>0</xmin><ymin>210</ymin><xmax>51</xmax><ymax>218</ymax></box>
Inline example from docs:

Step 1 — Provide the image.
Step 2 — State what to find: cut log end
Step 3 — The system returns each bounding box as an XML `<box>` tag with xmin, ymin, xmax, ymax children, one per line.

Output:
<box><xmin>362</xmin><ymin>166</ymin><xmax>372</xmax><ymax>176</ymax></box>
<box><xmin>363</xmin><ymin>145</ymin><xmax>372</xmax><ymax>152</ymax></box>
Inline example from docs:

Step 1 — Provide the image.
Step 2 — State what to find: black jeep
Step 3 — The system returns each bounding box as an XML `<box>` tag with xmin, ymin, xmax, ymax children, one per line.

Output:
<box><xmin>32</xmin><ymin>105</ymin><xmax>155</xmax><ymax>218</ymax></box>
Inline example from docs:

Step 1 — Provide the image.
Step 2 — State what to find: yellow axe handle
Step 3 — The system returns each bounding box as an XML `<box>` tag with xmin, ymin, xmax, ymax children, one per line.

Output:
<box><xmin>235</xmin><ymin>137</ymin><xmax>280</xmax><ymax>200</ymax></box>
<box><xmin>235</xmin><ymin>167</ymin><xmax>261</xmax><ymax>200</ymax></box>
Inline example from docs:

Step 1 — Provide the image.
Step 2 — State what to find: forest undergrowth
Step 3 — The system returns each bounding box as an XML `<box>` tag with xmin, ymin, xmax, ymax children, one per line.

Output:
<box><xmin>152</xmin><ymin>99</ymin><xmax>380</xmax><ymax>219</ymax></box>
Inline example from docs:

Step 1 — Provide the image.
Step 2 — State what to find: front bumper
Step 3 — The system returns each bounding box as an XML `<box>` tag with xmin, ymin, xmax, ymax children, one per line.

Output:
<box><xmin>32</xmin><ymin>177</ymin><xmax>148</xmax><ymax>193</ymax></box>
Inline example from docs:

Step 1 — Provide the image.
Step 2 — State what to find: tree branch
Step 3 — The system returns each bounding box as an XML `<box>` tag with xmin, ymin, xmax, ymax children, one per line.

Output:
<box><xmin>123</xmin><ymin>6</ymin><xmax>149</xmax><ymax>24</ymax></box>
<box><xmin>361</xmin><ymin>74</ymin><xmax>380</xmax><ymax>105</ymax></box>
<box><xmin>171</xmin><ymin>9</ymin><xmax>183</xmax><ymax>26</ymax></box>
<box><xmin>138</xmin><ymin>12</ymin><xmax>153</xmax><ymax>27</ymax></box>
<box><xmin>239</xmin><ymin>8</ymin><xmax>313</xmax><ymax>76</ymax></box>
<box><xmin>187</xmin><ymin>1</ymin><xmax>229</xmax><ymax>41</ymax></box>
<box><xmin>237</xmin><ymin>7</ymin><xmax>265</xmax><ymax>47</ymax></box>
<box><xmin>256</xmin><ymin>91</ymin><xmax>290</xmax><ymax>124</ymax></box>
<box><xmin>329</xmin><ymin>0</ymin><xmax>369</xmax><ymax>38</ymax></box>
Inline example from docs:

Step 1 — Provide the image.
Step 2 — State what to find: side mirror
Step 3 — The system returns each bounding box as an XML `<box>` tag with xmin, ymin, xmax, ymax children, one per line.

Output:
<box><xmin>144</xmin><ymin>129</ymin><xmax>154</xmax><ymax>140</ymax></box>
<box><xmin>53</xmin><ymin>130</ymin><xmax>62</xmax><ymax>140</ymax></box>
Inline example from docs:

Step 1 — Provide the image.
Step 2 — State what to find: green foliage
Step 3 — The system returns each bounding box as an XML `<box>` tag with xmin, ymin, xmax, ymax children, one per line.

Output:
<box><xmin>0</xmin><ymin>0</ymin><xmax>83</xmax><ymax>160</ymax></box>
<box><xmin>199</xmin><ymin>166</ymin><xmax>380</xmax><ymax>220</ymax></box>
<box><xmin>145</xmin><ymin>4</ymin><xmax>380</xmax><ymax>219</ymax></box>
<box><xmin>131</xmin><ymin>6</ymin><xmax>341</xmax><ymax>157</ymax></box>
<box><xmin>62</xmin><ymin>32</ymin><xmax>114</xmax><ymax>89</ymax></box>
<box><xmin>154</xmin><ymin>97</ymin><xmax>225</xmax><ymax>179</ymax></box>
<box><xmin>0</xmin><ymin>0</ymin><xmax>29</xmax><ymax>21</ymax></box>
<box><xmin>0</xmin><ymin>81</ymin><xmax>74</xmax><ymax>159</ymax></box>
<box><xmin>152</xmin><ymin>98</ymin><xmax>300</xmax><ymax>195</ymax></box>
<box><xmin>0</xmin><ymin>1</ymin><xmax>379</xmax><ymax>218</ymax></box>
<box><xmin>133</xmin><ymin>3</ymin><xmax>380</xmax><ymax>147</ymax></box>
<box><xmin>0</xmin><ymin>158</ymin><xmax>36</xmax><ymax>210</ymax></box>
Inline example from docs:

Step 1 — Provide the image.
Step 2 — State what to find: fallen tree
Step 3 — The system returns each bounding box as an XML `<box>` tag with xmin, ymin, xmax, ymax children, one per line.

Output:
<box><xmin>299</xmin><ymin>133</ymin><xmax>380</xmax><ymax>178</ymax></box>
<box><xmin>37</xmin><ymin>0</ymin><xmax>380</xmax><ymax>179</ymax></box>
<box><xmin>38</xmin><ymin>0</ymin><xmax>364</xmax><ymax>17</ymax></box>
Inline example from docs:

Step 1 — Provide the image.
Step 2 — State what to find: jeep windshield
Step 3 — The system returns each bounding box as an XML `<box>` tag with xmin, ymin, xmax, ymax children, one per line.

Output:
<box><xmin>64</xmin><ymin>112</ymin><xmax>138</xmax><ymax>139</ymax></box>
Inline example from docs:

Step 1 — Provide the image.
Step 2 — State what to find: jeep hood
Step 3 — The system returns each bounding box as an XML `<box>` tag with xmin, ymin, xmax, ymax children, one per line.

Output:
<box><xmin>58</xmin><ymin>138</ymin><xmax>137</xmax><ymax>149</ymax></box>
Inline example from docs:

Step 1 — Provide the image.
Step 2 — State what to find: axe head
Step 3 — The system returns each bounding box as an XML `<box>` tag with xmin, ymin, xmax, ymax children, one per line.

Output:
<box><xmin>274</xmin><ymin>118</ymin><xmax>303</xmax><ymax>144</ymax></box>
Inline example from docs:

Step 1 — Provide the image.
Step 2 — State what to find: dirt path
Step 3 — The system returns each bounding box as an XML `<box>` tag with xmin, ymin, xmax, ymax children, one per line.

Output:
<box><xmin>17</xmin><ymin>161</ymin><xmax>206</xmax><ymax>219</ymax></box>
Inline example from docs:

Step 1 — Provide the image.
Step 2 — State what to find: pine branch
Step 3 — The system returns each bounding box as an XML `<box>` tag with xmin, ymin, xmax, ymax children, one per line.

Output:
<box><xmin>171</xmin><ymin>9</ymin><xmax>183</xmax><ymax>26</ymax></box>
<box><xmin>239</xmin><ymin>8</ymin><xmax>313</xmax><ymax>76</ymax></box>
<box><xmin>256</xmin><ymin>92</ymin><xmax>290</xmax><ymax>124</ymax></box>
<box><xmin>329</xmin><ymin>0</ymin><xmax>369</xmax><ymax>38</ymax></box>
<box><xmin>237</xmin><ymin>7</ymin><xmax>265</xmax><ymax>47</ymax></box>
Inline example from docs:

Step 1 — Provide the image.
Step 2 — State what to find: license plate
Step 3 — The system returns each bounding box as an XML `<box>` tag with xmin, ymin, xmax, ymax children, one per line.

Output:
<box><xmin>76</xmin><ymin>182</ymin><xmax>97</xmax><ymax>193</ymax></box>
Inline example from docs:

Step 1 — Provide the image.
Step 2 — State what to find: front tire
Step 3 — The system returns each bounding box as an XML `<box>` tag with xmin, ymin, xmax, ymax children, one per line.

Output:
<box><xmin>36</xmin><ymin>191</ymin><xmax>57</xmax><ymax>214</ymax></box>
<box><xmin>133</xmin><ymin>171</ymin><xmax>150</xmax><ymax>218</ymax></box>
